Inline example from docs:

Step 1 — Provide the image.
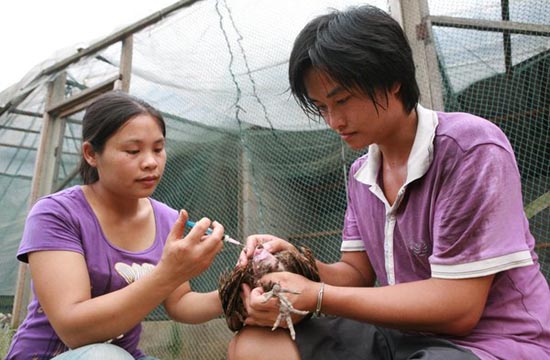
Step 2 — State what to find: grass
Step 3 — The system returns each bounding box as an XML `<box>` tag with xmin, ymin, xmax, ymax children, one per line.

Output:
<box><xmin>0</xmin><ymin>325</ymin><xmax>14</xmax><ymax>357</ymax></box>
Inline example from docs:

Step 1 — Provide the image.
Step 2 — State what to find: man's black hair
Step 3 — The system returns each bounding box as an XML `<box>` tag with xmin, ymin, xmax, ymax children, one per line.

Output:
<box><xmin>288</xmin><ymin>5</ymin><xmax>420</xmax><ymax>118</ymax></box>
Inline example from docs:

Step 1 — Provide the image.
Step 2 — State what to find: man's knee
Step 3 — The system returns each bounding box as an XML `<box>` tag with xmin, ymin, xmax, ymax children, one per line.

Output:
<box><xmin>228</xmin><ymin>326</ymin><xmax>300</xmax><ymax>360</ymax></box>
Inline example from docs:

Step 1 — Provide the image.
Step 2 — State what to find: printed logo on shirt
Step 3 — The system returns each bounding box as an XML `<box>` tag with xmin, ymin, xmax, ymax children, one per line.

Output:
<box><xmin>115</xmin><ymin>262</ymin><xmax>155</xmax><ymax>284</ymax></box>
<box><xmin>409</xmin><ymin>241</ymin><xmax>429</xmax><ymax>257</ymax></box>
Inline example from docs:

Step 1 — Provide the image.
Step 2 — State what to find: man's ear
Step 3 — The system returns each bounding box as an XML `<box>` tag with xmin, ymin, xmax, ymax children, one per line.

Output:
<box><xmin>390</xmin><ymin>82</ymin><xmax>402</xmax><ymax>95</ymax></box>
<box><xmin>82</xmin><ymin>142</ymin><xmax>97</xmax><ymax>167</ymax></box>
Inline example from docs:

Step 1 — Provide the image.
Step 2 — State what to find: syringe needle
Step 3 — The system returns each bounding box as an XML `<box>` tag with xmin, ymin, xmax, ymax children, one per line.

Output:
<box><xmin>222</xmin><ymin>235</ymin><xmax>244</xmax><ymax>247</ymax></box>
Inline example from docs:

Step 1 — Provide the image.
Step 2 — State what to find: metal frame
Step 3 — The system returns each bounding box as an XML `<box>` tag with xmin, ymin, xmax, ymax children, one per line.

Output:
<box><xmin>9</xmin><ymin>29</ymin><xmax>138</xmax><ymax>327</ymax></box>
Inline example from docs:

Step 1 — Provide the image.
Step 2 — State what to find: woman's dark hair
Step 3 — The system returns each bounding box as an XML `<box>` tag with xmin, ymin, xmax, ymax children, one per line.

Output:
<box><xmin>288</xmin><ymin>5</ymin><xmax>420</xmax><ymax>117</ymax></box>
<box><xmin>79</xmin><ymin>91</ymin><xmax>165</xmax><ymax>184</ymax></box>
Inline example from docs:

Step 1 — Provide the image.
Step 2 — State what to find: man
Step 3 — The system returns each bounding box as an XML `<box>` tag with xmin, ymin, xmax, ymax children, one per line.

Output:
<box><xmin>228</xmin><ymin>5</ymin><xmax>550</xmax><ymax>360</ymax></box>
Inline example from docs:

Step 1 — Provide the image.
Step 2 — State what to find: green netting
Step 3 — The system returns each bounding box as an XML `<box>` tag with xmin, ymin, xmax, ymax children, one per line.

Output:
<box><xmin>0</xmin><ymin>0</ymin><xmax>548</xmax><ymax>358</ymax></box>
<box><xmin>431</xmin><ymin>11</ymin><xmax>550</xmax><ymax>280</ymax></box>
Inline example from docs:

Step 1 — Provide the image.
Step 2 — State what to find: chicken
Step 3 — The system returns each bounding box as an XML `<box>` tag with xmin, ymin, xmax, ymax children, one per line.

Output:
<box><xmin>218</xmin><ymin>244</ymin><xmax>320</xmax><ymax>340</ymax></box>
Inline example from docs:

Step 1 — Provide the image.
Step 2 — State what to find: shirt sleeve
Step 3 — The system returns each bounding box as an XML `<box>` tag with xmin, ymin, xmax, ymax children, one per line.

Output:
<box><xmin>17</xmin><ymin>197</ymin><xmax>85</xmax><ymax>263</ymax></box>
<box><xmin>430</xmin><ymin>143</ymin><xmax>533</xmax><ymax>278</ymax></box>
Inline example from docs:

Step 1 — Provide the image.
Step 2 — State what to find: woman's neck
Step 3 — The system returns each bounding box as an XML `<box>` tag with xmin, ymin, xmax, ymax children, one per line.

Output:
<box><xmin>82</xmin><ymin>183</ymin><xmax>142</xmax><ymax>217</ymax></box>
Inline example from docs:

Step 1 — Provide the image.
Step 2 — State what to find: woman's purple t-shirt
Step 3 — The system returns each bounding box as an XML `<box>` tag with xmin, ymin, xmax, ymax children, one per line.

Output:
<box><xmin>6</xmin><ymin>186</ymin><xmax>178</xmax><ymax>359</ymax></box>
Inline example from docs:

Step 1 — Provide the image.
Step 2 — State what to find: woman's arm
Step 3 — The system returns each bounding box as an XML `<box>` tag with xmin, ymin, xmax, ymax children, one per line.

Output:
<box><xmin>29</xmin><ymin>211</ymin><xmax>224</xmax><ymax>349</ymax></box>
<box><xmin>162</xmin><ymin>213</ymin><xmax>229</xmax><ymax>324</ymax></box>
<box><xmin>164</xmin><ymin>283</ymin><xmax>222</xmax><ymax>324</ymax></box>
<box><xmin>30</xmin><ymin>250</ymin><xmax>177</xmax><ymax>348</ymax></box>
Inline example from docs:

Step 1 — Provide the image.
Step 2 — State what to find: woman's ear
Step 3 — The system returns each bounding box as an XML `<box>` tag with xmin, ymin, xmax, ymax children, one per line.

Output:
<box><xmin>82</xmin><ymin>142</ymin><xmax>97</xmax><ymax>167</ymax></box>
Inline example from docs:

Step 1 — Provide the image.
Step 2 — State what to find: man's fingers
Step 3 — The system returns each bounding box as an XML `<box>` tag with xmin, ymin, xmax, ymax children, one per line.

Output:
<box><xmin>242</xmin><ymin>285</ymin><xmax>281</xmax><ymax>327</ymax></box>
<box><xmin>240</xmin><ymin>283</ymin><xmax>252</xmax><ymax>300</ymax></box>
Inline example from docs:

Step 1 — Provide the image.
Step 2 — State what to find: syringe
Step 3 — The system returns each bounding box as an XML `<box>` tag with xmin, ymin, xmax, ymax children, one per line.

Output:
<box><xmin>185</xmin><ymin>220</ymin><xmax>243</xmax><ymax>246</ymax></box>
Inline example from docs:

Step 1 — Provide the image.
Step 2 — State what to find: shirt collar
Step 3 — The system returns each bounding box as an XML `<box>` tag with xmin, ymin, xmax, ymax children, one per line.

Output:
<box><xmin>354</xmin><ymin>104</ymin><xmax>439</xmax><ymax>186</ymax></box>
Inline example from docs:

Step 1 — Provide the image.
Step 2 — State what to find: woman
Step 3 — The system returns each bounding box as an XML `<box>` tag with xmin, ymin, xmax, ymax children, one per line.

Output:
<box><xmin>7</xmin><ymin>91</ymin><xmax>224</xmax><ymax>359</ymax></box>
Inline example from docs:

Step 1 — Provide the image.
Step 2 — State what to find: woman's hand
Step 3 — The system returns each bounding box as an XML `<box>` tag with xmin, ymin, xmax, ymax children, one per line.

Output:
<box><xmin>238</xmin><ymin>234</ymin><xmax>296</xmax><ymax>267</ymax></box>
<box><xmin>242</xmin><ymin>271</ymin><xmax>319</xmax><ymax>328</ymax></box>
<box><xmin>156</xmin><ymin>209</ymin><xmax>224</xmax><ymax>287</ymax></box>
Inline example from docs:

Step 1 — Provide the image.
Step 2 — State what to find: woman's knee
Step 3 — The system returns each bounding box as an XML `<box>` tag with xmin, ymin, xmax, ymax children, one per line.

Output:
<box><xmin>52</xmin><ymin>343</ymin><xmax>135</xmax><ymax>360</ymax></box>
<box><xmin>228</xmin><ymin>326</ymin><xmax>300</xmax><ymax>360</ymax></box>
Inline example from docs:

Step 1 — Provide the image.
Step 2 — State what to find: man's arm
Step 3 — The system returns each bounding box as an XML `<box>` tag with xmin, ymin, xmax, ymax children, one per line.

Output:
<box><xmin>317</xmin><ymin>251</ymin><xmax>376</xmax><ymax>287</ymax></box>
<box><xmin>254</xmin><ymin>270</ymin><xmax>494</xmax><ymax>336</ymax></box>
<box><xmin>321</xmin><ymin>274</ymin><xmax>494</xmax><ymax>336</ymax></box>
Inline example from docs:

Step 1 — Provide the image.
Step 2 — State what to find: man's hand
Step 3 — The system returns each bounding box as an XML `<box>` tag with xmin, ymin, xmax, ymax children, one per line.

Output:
<box><xmin>241</xmin><ymin>272</ymin><xmax>318</xmax><ymax>328</ymax></box>
<box><xmin>238</xmin><ymin>234</ymin><xmax>295</xmax><ymax>267</ymax></box>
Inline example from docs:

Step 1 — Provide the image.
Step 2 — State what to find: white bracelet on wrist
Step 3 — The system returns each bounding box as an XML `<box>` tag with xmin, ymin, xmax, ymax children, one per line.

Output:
<box><xmin>315</xmin><ymin>282</ymin><xmax>325</xmax><ymax>317</ymax></box>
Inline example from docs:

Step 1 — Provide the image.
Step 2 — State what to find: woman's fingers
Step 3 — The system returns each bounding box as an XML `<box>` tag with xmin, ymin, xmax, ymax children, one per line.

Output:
<box><xmin>159</xmin><ymin>214</ymin><xmax>224</xmax><ymax>285</ymax></box>
<box><xmin>166</xmin><ymin>209</ymin><xmax>188</xmax><ymax>243</ymax></box>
